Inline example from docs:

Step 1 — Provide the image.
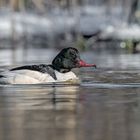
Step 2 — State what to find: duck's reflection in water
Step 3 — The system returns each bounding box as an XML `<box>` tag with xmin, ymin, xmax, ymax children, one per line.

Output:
<box><xmin>0</xmin><ymin>85</ymin><xmax>79</xmax><ymax>140</ymax></box>
<box><xmin>0</xmin><ymin>85</ymin><xmax>140</xmax><ymax>140</ymax></box>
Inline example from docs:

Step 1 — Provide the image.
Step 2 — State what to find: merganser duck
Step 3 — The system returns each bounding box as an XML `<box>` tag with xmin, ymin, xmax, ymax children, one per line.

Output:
<box><xmin>0</xmin><ymin>47</ymin><xmax>96</xmax><ymax>84</ymax></box>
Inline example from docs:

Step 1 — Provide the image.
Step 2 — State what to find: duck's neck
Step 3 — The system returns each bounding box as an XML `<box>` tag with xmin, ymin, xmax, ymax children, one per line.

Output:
<box><xmin>51</xmin><ymin>64</ymin><xmax>71</xmax><ymax>73</ymax></box>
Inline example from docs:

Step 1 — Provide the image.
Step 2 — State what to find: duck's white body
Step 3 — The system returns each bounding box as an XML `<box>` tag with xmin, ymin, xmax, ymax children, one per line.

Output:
<box><xmin>0</xmin><ymin>70</ymin><xmax>79</xmax><ymax>84</ymax></box>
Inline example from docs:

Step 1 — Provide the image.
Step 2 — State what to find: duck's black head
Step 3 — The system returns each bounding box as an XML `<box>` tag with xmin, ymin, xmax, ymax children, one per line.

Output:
<box><xmin>52</xmin><ymin>47</ymin><xmax>96</xmax><ymax>73</ymax></box>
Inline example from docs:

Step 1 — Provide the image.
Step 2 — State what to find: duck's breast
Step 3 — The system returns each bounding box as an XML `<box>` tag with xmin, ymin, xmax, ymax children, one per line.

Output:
<box><xmin>55</xmin><ymin>71</ymin><xmax>79</xmax><ymax>83</ymax></box>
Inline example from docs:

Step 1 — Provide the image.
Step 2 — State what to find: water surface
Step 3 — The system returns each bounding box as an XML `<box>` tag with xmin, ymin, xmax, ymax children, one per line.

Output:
<box><xmin>0</xmin><ymin>48</ymin><xmax>140</xmax><ymax>140</ymax></box>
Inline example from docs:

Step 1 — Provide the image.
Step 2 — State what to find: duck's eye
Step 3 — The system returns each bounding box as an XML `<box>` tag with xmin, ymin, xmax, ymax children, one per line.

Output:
<box><xmin>69</xmin><ymin>50</ymin><xmax>76</xmax><ymax>58</ymax></box>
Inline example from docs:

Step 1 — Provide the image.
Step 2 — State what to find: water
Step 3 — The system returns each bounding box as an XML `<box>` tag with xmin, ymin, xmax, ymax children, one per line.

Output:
<box><xmin>0</xmin><ymin>48</ymin><xmax>140</xmax><ymax>140</ymax></box>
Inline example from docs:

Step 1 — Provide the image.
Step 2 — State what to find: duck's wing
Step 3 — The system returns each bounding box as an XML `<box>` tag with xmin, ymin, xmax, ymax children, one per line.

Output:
<box><xmin>10</xmin><ymin>64</ymin><xmax>57</xmax><ymax>80</ymax></box>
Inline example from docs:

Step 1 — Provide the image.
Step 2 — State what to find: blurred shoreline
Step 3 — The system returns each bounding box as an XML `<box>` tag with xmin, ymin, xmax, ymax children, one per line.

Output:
<box><xmin>0</xmin><ymin>0</ymin><xmax>139</xmax><ymax>51</ymax></box>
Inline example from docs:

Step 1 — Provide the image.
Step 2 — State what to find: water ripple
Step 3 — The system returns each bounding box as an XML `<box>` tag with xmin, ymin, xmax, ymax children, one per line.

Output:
<box><xmin>81</xmin><ymin>82</ymin><xmax>140</xmax><ymax>88</ymax></box>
